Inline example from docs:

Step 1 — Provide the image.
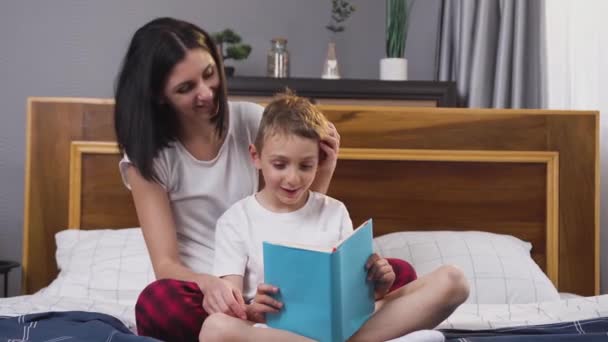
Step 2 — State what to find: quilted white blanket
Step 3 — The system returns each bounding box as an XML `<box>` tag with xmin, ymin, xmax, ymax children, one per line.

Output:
<box><xmin>2</xmin><ymin>293</ymin><xmax>608</xmax><ymax>333</ymax></box>
<box><xmin>438</xmin><ymin>294</ymin><xmax>608</xmax><ymax>330</ymax></box>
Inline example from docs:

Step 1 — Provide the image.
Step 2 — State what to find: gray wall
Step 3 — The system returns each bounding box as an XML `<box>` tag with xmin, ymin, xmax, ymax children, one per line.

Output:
<box><xmin>0</xmin><ymin>0</ymin><xmax>441</xmax><ymax>296</ymax></box>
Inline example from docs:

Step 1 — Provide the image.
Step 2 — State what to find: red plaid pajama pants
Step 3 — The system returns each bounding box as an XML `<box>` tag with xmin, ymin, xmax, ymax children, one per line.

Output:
<box><xmin>135</xmin><ymin>258</ymin><xmax>417</xmax><ymax>341</ymax></box>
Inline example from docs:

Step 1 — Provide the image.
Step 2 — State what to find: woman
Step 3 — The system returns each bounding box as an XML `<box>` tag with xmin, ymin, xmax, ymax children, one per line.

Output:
<box><xmin>114</xmin><ymin>17</ymin><xmax>420</xmax><ymax>341</ymax></box>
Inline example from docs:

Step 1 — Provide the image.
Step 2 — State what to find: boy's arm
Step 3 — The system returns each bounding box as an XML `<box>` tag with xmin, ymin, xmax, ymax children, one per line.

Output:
<box><xmin>339</xmin><ymin>203</ymin><xmax>354</xmax><ymax>238</ymax></box>
<box><xmin>213</xmin><ymin>215</ymin><xmax>250</xmax><ymax>317</ymax></box>
<box><xmin>213</xmin><ymin>214</ymin><xmax>248</xmax><ymax>292</ymax></box>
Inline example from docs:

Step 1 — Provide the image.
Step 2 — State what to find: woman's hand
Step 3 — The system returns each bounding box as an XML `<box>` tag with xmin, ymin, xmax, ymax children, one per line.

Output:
<box><xmin>246</xmin><ymin>283</ymin><xmax>283</xmax><ymax>323</ymax></box>
<box><xmin>312</xmin><ymin>122</ymin><xmax>341</xmax><ymax>194</ymax></box>
<box><xmin>319</xmin><ymin>122</ymin><xmax>340</xmax><ymax>173</ymax></box>
<box><xmin>365</xmin><ymin>253</ymin><xmax>396</xmax><ymax>300</ymax></box>
<box><xmin>198</xmin><ymin>275</ymin><xmax>247</xmax><ymax>320</ymax></box>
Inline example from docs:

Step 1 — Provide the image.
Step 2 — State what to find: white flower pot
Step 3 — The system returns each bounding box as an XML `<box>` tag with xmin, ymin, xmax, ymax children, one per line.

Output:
<box><xmin>380</xmin><ymin>57</ymin><xmax>408</xmax><ymax>81</ymax></box>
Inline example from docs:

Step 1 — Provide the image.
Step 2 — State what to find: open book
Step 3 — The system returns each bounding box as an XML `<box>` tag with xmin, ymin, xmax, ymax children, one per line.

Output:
<box><xmin>263</xmin><ymin>219</ymin><xmax>375</xmax><ymax>342</ymax></box>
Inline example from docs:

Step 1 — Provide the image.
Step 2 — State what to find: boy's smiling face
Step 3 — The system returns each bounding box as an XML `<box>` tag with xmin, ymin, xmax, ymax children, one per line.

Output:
<box><xmin>251</xmin><ymin>133</ymin><xmax>319</xmax><ymax>212</ymax></box>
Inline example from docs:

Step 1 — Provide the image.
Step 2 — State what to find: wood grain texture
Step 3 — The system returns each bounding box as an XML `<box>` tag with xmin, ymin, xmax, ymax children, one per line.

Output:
<box><xmin>22</xmin><ymin>99</ymin><xmax>118</xmax><ymax>294</ymax></box>
<box><xmin>333</xmin><ymin>148</ymin><xmax>559</xmax><ymax>286</ymax></box>
<box><xmin>22</xmin><ymin>98</ymin><xmax>598</xmax><ymax>296</ymax></box>
<box><xmin>80</xmin><ymin>153</ymin><xmax>138</xmax><ymax>228</ymax></box>
<box><xmin>323</xmin><ymin>106</ymin><xmax>597</xmax><ymax>295</ymax></box>
<box><xmin>68</xmin><ymin>142</ymin><xmax>137</xmax><ymax>229</ymax></box>
<box><xmin>546</xmin><ymin>115</ymin><xmax>598</xmax><ymax>294</ymax></box>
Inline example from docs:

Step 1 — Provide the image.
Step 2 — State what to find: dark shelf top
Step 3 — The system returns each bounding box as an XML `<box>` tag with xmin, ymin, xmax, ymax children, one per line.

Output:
<box><xmin>226</xmin><ymin>76</ymin><xmax>459</xmax><ymax>107</ymax></box>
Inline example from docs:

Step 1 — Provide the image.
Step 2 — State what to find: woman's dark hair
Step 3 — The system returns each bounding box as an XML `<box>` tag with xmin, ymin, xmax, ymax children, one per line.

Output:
<box><xmin>114</xmin><ymin>17</ymin><xmax>228</xmax><ymax>181</ymax></box>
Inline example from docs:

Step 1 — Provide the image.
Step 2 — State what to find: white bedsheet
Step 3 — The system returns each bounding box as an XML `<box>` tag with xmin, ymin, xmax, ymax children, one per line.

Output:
<box><xmin>438</xmin><ymin>294</ymin><xmax>608</xmax><ymax>330</ymax></box>
<box><xmin>0</xmin><ymin>292</ymin><xmax>136</xmax><ymax>331</ymax></box>
<box><xmin>2</xmin><ymin>292</ymin><xmax>608</xmax><ymax>334</ymax></box>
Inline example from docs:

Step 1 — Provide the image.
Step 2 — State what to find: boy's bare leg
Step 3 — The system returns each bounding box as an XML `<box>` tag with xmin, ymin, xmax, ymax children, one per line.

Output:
<box><xmin>349</xmin><ymin>265</ymin><xmax>469</xmax><ymax>342</ymax></box>
<box><xmin>199</xmin><ymin>313</ymin><xmax>315</xmax><ymax>342</ymax></box>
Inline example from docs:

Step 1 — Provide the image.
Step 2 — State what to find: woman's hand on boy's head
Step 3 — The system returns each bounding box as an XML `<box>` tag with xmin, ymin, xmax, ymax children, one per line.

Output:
<box><xmin>365</xmin><ymin>253</ymin><xmax>396</xmax><ymax>300</ymax></box>
<box><xmin>318</xmin><ymin>122</ymin><xmax>340</xmax><ymax>172</ymax></box>
<box><xmin>247</xmin><ymin>283</ymin><xmax>283</xmax><ymax>323</ymax></box>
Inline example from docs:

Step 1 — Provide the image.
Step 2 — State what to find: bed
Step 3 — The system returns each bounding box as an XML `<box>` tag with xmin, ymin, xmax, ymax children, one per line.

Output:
<box><xmin>3</xmin><ymin>97</ymin><xmax>603</xmax><ymax>340</ymax></box>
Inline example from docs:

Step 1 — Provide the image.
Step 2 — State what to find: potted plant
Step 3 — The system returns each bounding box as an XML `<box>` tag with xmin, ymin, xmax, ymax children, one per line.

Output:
<box><xmin>322</xmin><ymin>0</ymin><xmax>356</xmax><ymax>79</ymax></box>
<box><xmin>212</xmin><ymin>29</ymin><xmax>252</xmax><ymax>77</ymax></box>
<box><xmin>380</xmin><ymin>0</ymin><xmax>413</xmax><ymax>80</ymax></box>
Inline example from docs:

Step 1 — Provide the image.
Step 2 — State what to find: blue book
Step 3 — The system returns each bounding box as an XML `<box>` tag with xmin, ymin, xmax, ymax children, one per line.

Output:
<box><xmin>263</xmin><ymin>219</ymin><xmax>375</xmax><ymax>342</ymax></box>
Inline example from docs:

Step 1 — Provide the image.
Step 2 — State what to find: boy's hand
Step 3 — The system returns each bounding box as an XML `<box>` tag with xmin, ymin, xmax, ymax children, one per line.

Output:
<box><xmin>365</xmin><ymin>253</ymin><xmax>396</xmax><ymax>300</ymax></box>
<box><xmin>246</xmin><ymin>283</ymin><xmax>283</xmax><ymax>323</ymax></box>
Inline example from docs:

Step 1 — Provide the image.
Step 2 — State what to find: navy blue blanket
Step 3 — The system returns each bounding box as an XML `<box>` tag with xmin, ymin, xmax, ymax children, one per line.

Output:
<box><xmin>0</xmin><ymin>311</ymin><xmax>159</xmax><ymax>342</ymax></box>
<box><xmin>442</xmin><ymin>317</ymin><xmax>608</xmax><ymax>341</ymax></box>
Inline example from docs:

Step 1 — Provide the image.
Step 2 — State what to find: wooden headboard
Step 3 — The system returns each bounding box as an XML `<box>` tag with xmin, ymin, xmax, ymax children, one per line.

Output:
<box><xmin>22</xmin><ymin>97</ymin><xmax>599</xmax><ymax>297</ymax></box>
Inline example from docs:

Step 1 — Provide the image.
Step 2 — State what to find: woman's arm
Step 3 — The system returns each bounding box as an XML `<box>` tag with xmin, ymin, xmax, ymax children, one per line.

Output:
<box><xmin>221</xmin><ymin>275</ymin><xmax>244</xmax><ymax>293</ymax></box>
<box><xmin>127</xmin><ymin>165</ymin><xmax>246</xmax><ymax>318</ymax></box>
<box><xmin>127</xmin><ymin>165</ymin><xmax>201</xmax><ymax>283</ymax></box>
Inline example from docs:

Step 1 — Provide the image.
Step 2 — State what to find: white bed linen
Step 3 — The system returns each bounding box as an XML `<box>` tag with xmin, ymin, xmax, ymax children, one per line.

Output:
<box><xmin>375</xmin><ymin>231</ymin><xmax>560</xmax><ymax>304</ymax></box>
<box><xmin>559</xmin><ymin>292</ymin><xmax>584</xmax><ymax>299</ymax></box>
<box><xmin>2</xmin><ymin>292</ymin><xmax>607</xmax><ymax>334</ymax></box>
<box><xmin>438</xmin><ymin>294</ymin><xmax>608</xmax><ymax>330</ymax></box>
<box><xmin>0</xmin><ymin>292</ymin><xmax>136</xmax><ymax>332</ymax></box>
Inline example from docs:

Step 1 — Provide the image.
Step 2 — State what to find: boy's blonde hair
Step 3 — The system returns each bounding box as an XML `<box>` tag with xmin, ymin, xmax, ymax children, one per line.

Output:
<box><xmin>254</xmin><ymin>90</ymin><xmax>329</xmax><ymax>153</ymax></box>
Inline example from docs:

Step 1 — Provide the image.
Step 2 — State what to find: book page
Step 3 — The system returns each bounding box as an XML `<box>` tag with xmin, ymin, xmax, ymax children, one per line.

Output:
<box><xmin>265</xmin><ymin>220</ymin><xmax>371</xmax><ymax>253</ymax></box>
<box><xmin>264</xmin><ymin>240</ymin><xmax>334</xmax><ymax>253</ymax></box>
<box><xmin>334</xmin><ymin>219</ymin><xmax>372</xmax><ymax>250</ymax></box>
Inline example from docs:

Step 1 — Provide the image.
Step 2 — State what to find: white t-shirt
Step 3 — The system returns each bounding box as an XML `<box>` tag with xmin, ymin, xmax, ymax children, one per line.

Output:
<box><xmin>213</xmin><ymin>191</ymin><xmax>354</xmax><ymax>301</ymax></box>
<box><xmin>119</xmin><ymin>101</ymin><xmax>264</xmax><ymax>274</ymax></box>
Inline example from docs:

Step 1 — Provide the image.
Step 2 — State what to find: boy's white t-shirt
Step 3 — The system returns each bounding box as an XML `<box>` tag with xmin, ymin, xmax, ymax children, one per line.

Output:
<box><xmin>213</xmin><ymin>191</ymin><xmax>354</xmax><ymax>301</ymax></box>
<box><xmin>119</xmin><ymin>101</ymin><xmax>263</xmax><ymax>274</ymax></box>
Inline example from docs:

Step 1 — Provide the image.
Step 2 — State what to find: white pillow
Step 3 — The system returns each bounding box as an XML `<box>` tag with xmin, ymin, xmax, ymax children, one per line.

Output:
<box><xmin>41</xmin><ymin>228</ymin><xmax>156</xmax><ymax>306</ymax></box>
<box><xmin>373</xmin><ymin>231</ymin><xmax>560</xmax><ymax>304</ymax></box>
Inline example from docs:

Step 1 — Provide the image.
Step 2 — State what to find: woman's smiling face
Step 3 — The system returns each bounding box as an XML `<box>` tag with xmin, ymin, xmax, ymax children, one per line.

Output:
<box><xmin>163</xmin><ymin>48</ymin><xmax>220</xmax><ymax>121</ymax></box>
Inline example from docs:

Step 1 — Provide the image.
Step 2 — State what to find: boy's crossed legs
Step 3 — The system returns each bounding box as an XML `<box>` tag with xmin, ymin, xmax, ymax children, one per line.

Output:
<box><xmin>199</xmin><ymin>265</ymin><xmax>469</xmax><ymax>342</ymax></box>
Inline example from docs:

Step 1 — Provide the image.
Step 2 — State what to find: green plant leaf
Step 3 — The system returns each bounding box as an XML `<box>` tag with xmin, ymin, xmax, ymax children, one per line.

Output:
<box><xmin>386</xmin><ymin>0</ymin><xmax>411</xmax><ymax>57</ymax></box>
<box><xmin>326</xmin><ymin>0</ymin><xmax>356</xmax><ymax>33</ymax></box>
<box><xmin>212</xmin><ymin>28</ymin><xmax>250</xmax><ymax>62</ymax></box>
<box><xmin>226</xmin><ymin>44</ymin><xmax>252</xmax><ymax>61</ymax></box>
<box><xmin>211</xmin><ymin>32</ymin><xmax>223</xmax><ymax>43</ymax></box>
<box><xmin>221</xmin><ymin>29</ymin><xmax>241</xmax><ymax>44</ymax></box>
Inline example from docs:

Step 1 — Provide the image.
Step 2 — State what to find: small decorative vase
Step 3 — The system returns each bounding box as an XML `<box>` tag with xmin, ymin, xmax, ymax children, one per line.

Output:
<box><xmin>267</xmin><ymin>37</ymin><xmax>290</xmax><ymax>78</ymax></box>
<box><xmin>380</xmin><ymin>57</ymin><xmax>408</xmax><ymax>81</ymax></box>
<box><xmin>322</xmin><ymin>41</ymin><xmax>340</xmax><ymax>79</ymax></box>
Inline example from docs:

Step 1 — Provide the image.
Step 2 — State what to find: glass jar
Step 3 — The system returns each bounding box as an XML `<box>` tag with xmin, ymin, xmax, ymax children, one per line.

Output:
<box><xmin>267</xmin><ymin>38</ymin><xmax>290</xmax><ymax>78</ymax></box>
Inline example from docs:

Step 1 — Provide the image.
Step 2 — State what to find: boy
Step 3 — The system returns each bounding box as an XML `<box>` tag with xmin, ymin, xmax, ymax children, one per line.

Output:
<box><xmin>200</xmin><ymin>92</ymin><xmax>469</xmax><ymax>342</ymax></box>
